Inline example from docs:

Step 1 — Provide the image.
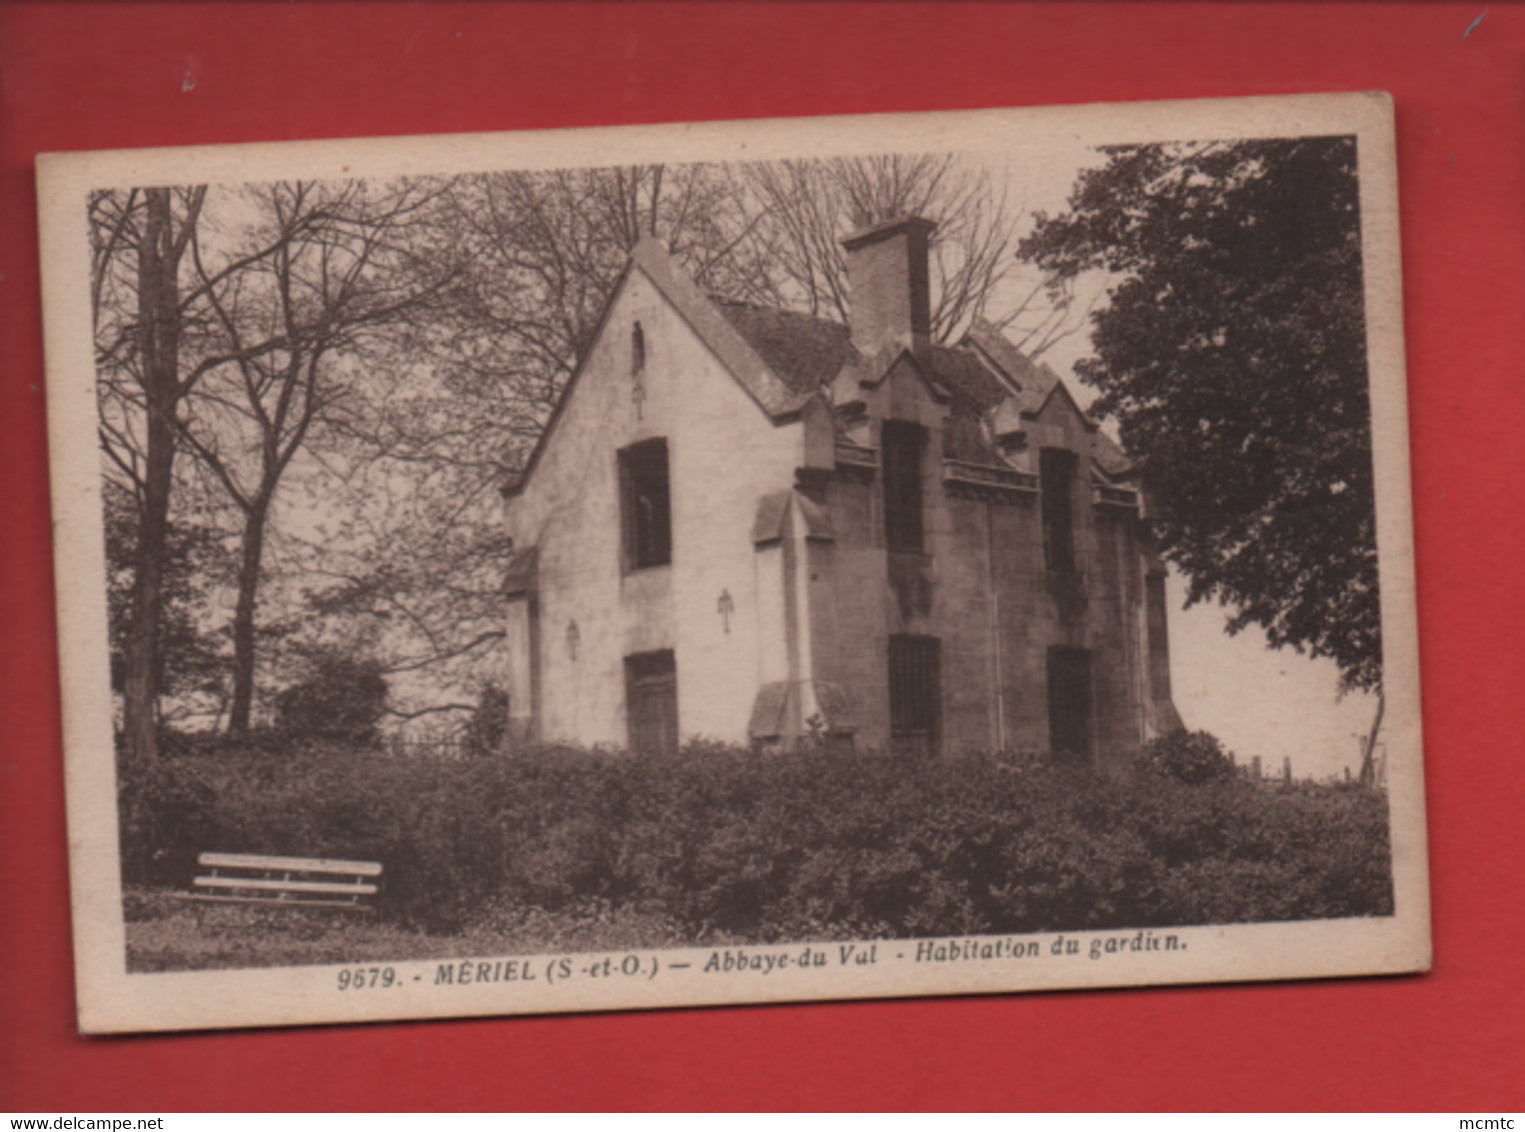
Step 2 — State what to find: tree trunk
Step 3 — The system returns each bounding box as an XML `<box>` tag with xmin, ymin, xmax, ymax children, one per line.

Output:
<box><xmin>1360</xmin><ymin>691</ymin><xmax>1385</xmax><ymax>787</ymax></box>
<box><xmin>121</xmin><ymin>189</ymin><xmax>181</xmax><ymax>766</ymax></box>
<box><xmin>226</xmin><ymin>496</ymin><xmax>271</xmax><ymax>735</ymax></box>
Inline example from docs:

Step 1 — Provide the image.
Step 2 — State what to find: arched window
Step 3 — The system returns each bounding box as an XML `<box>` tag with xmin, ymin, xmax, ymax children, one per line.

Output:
<box><xmin>632</xmin><ymin>321</ymin><xmax>646</xmax><ymax>375</ymax></box>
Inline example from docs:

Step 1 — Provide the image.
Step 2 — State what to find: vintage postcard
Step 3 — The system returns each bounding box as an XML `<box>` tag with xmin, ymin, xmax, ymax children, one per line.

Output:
<box><xmin>39</xmin><ymin>92</ymin><xmax>1428</xmax><ymax>1034</ymax></box>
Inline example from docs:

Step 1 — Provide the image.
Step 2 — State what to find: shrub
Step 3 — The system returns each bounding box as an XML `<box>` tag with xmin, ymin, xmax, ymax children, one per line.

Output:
<box><xmin>274</xmin><ymin>651</ymin><xmax>388</xmax><ymax>744</ymax></box>
<box><xmin>118</xmin><ymin>737</ymin><xmax>1393</xmax><ymax>940</ymax></box>
<box><xmin>462</xmin><ymin>685</ymin><xmax>510</xmax><ymax>757</ymax></box>
<box><xmin>1139</xmin><ymin>730</ymin><xmax>1236</xmax><ymax>785</ymax></box>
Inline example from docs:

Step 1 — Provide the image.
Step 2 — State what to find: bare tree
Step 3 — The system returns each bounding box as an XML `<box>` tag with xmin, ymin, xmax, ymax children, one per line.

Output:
<box><xmin>172</xmin><ymin>177</ymin><xmax>460</xmax><ymax>733</ymax></box>
<box><xmin>266</xmin><ymin>401</ymin><xmax>516</xmax><ymax>736</ymax></box>
<box><xmin>248</xmin><ymin>163</ymin><xmax>778</xmax><ymax>736</ymax></box>
<box><xmin>93</xmin><ymin>186</ymin><xmax>206</xmax><ymax>765</ymax></box>
<box><xmin>738</xmin><ymin>154</ymin><xmax>1086</xmax><ymax>352</ymax></box>
<box><xmin>428</xmin><ymin>163</ymin><xmax>772</xmax><ymax>452</ymax></box>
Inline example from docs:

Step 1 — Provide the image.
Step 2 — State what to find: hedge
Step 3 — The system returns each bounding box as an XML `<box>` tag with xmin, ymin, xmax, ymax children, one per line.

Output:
<box><xmin>119</xmin><ymin>736</ymin><xmax>1394</xmax><ymax>938</ymax></box>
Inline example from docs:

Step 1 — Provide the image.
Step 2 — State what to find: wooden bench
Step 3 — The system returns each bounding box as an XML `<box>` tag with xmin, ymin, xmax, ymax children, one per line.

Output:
<box><xmin>181</xmin><ymin>852</ymin><xmax>382</xmax><ymax>913</ymax></box>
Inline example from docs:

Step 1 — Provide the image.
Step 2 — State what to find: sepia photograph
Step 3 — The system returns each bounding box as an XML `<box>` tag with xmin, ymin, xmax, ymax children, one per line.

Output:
<box><xmin>38</xmin><ymin>92</ymin><xmax>1428</xmax><ymax>1034</ymax></box>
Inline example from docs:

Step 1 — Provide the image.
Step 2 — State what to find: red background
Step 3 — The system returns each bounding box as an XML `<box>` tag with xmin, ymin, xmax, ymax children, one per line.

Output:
<box><xmin>2</xmin><ymin>1</ymin><xmax>1521</xmax><ymax>1112</ymax></box>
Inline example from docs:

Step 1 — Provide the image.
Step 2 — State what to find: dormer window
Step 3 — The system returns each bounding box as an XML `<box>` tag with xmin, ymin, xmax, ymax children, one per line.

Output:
<box><xmin>1040</xmin><ymin>447</ymin><xmax>1077</xmax><ymax>572</ymax></box>
<box><xmin>620</xmin><ymin>437</ymin><xmax>671</xmax><ymax>571</ymax></box>
<box><xmin>882</xmin><ymin>420</ymin><xmax>926</xmax><ymax>553</ymax></box>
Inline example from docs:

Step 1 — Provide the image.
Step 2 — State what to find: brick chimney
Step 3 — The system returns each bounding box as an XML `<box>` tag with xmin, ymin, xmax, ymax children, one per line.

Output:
<box><xmin>840</xmin><ymin>215</ymin><xmax>937</xmax><ymax>366</ymax></box>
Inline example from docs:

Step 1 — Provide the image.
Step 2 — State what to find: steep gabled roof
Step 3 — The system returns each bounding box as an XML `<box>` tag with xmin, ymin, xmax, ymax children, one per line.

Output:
<box><xmin>963</xmin><ymin>318</ymin><xmax>1135</xmax><ymax>477</ymax></box>
<box><xmin>713</xmin><ymin>300</ymin><xmax>1013</xmax><ymax>417</ymax></box>
<box><xmin>929</xmin><ymin>344</ymin><xmax>1009</xmax><ymax>413</ymax></box>
<box><xmin>630</xmin><ymin>240</ymin><xmax>812</xmax><ymax>419</ymax></box>
<box><xmin>506</xmin><ymin>240</ymin><xmax>1135</xmax><ymax>499</ymax></box>
<box><xmin>504</xmin><ymin>239</ymin><xmax>811</xmax><ymax>498</ymax></box>
<box><xmin>962</xmin><ymin>318</ymin><xmax>1067</xmax><ymax>417</ymax></box>
<box><xmin>710</xmin><ymin>301</ymin><xmax>1138</xmax><ymax>477</ymax></box>
<box><xmin>712</xmin><ymin>300</ymin><xmax>860</xmax><ymax>396</ymax></box>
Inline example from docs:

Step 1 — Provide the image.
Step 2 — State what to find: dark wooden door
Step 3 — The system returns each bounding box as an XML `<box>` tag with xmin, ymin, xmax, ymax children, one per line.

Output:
<box><xmin>1047</xmin><ymin>646</ymin><xmax>1093</xmax><ymax>765</ymax></box>
<box><xmin>626</xmin><ymin>650</ymin><xmax>678</xmax><ymax>755</ymax></box>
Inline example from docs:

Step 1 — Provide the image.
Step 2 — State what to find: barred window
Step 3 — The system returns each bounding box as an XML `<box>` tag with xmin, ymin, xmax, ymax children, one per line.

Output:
<box><xmin>889</xmin><ymin>634</ymin><xmax>940</xmax><ymax>750</ymax></box>
<box><xmin>619</xmin><ymin>438</ymin><xmax>671</xmax><ymax>571</ymax></box>
<box><xmin>1040</xmin><ymin>447</ymin><xmax>1078</xmax><ymax>571</ymax></box>
<box><xmin>882</xmin><ymin>420</ymin><xmax>926</xmax><ymax>553</ymax></box>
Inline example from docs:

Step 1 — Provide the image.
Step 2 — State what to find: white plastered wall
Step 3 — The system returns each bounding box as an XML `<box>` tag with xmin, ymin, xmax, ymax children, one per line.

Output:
<box><xmin>503</xmin><ymin>268</ymin><xmax>805</xmax><ymax>748</ymax></box>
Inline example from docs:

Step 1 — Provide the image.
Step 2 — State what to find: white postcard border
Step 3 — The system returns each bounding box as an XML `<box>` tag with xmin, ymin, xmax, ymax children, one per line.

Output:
<box><xmin>38</xmin><ymin>92</ymin><xmax>1429</xmax><ymax>1035</ymax></box>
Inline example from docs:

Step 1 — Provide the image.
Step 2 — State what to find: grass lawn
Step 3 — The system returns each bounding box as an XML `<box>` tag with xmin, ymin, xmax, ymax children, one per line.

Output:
<box><xmin>124</xmin><ymin>891</ymin><xmax>694</xmax><ymax>972</ymax></box>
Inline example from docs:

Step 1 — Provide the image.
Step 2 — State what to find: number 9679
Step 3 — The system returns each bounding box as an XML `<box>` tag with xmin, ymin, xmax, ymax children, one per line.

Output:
<box><xmin>337</xmin><ymin>966</ymin><xmax>396</xmax><ymax>990</ymax></box>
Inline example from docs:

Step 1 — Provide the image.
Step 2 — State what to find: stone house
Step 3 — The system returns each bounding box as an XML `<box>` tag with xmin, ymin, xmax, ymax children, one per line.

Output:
<box><xmin>500</xmin><ymin>216</ymin><xmax>1181</xmax><ymax>769</ymax></box>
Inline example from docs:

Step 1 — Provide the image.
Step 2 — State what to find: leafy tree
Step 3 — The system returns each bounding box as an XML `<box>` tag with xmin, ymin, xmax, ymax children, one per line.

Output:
<box><xmin>1019</xmin><ymin>137</ymin><xmax>1381</xmax><ymax>696</ymax></box>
